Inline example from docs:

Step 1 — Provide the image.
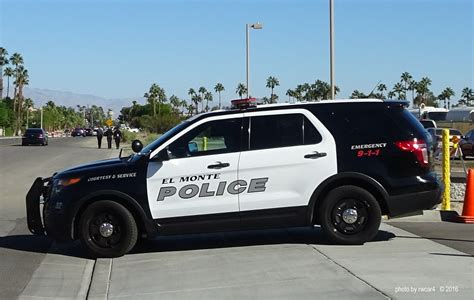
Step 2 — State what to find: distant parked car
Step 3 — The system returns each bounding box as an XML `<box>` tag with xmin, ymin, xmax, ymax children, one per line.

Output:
<box><xmin>72</xmin><ymin>128</ymin><xmax>85</xmax><ymax>137</ymax></box>
<box><xmin>460</xmin><ymin>130</ymin><xmax>474</xmax><ymax>159</ymax></box>
<box><xmin>22</xmin><ymin>128</ymin><xmax>48</xmax><ymax>146</ymax></box>
<box><xmin>85</xmin><ymin>128</ymin><xmax>93</xmax><ymax>136</ymax></box>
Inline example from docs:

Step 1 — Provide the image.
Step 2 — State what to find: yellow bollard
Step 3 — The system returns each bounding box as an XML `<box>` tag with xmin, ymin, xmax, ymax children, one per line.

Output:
<box><xmin>441</xmin><ymin>129</ymin><xmax>451</xmax><ymax>210</ymax></box>
<box><xmin>202</xmin><ymin>136</ymin><xmax>208</xmax><ymax>151</ymax></box>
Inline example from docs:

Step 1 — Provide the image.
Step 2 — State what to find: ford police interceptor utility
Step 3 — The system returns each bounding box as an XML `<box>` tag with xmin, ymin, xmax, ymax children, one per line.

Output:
<box><xmin>26</xmin><ymin>99</ymin><xmax>441</xmax><ymax>257</ymax></box>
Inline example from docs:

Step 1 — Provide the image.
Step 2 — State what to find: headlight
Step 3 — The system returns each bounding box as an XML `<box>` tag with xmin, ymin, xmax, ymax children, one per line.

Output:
<box><xmin>51</xmin><ymin>177</ymin><xmax>81</xmax><ymax>195</ymax></box>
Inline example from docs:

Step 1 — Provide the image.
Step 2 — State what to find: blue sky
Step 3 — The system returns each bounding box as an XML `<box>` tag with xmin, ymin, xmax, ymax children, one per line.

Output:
<box><xmin>1</xmin><ymin>0</ymin><xmax>472</xmax><ymax>105</ymax></box>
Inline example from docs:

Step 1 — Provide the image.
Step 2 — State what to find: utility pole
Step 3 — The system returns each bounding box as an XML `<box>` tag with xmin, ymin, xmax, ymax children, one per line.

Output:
<box><xmin>330</xmin><ymin>0</ymin><xmax>335</xmax><ymax>100</ymax></box>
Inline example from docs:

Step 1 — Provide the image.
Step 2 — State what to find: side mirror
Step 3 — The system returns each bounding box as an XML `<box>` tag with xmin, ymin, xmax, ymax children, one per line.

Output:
<box><xmin>131</xmin><ymin>139</ymin><xmax>143</xmax><ymax>153</ymax></box>
<box><xmin>188</xmin><ymin>141</ymin><xmax>198</xmax><ymax>153</ymax></box>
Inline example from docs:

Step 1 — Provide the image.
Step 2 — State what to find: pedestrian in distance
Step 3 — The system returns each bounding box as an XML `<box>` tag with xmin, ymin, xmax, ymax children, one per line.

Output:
<box><xmin>113</xmin><ymin>127</ymin><xmax>123</xmax><ymax>149</ymax></box>
<box><xmin>96</xmin><ymin>127</ymin><xmax>104</xmax><ymax>149</ymax></box>
<box><xmin>105</xmin><ymin>127</ymin><xmax>113</xmax><ymax>149</ymax></box>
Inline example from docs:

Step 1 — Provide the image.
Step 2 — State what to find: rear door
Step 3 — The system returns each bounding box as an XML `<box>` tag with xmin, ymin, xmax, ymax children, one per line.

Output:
<box><xmin>238</xmin><ymin>109</ymin><xmax>337</xmax><ymax>228</ymax></box>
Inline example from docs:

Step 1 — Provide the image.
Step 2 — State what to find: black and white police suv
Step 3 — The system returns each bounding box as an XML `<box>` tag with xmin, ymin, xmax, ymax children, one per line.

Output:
<box><xmin>26</xmin><ymin>99</ymin><xmax>442</xmax><ymax>257</ymax></box>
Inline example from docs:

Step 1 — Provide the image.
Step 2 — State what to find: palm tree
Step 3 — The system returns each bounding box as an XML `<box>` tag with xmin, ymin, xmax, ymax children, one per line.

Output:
<box><xmin>188</xmin><ymin>88</ymin><xmax>198</xmax><ymax>114</ymax></box>
<box><xmin>286</xmin><ymin>89</ymin><xmax>293</xmax><ymax>103</ymax></box>
<box><xmin>408</xmin><ymin>80</ymin><xmax>417</xmax><ymax>104</ymax></box>
<box><xmin>236</xmin><ymin>83</ymin><xmax>247</xmax><ymax>99</ymax></box>
<box><xmin>198</xmin><ymin>86</ymin><xmax>207</xmax><ymax>112</ymax></box>
<box><xmin>214</xmin><ymin>83</ymin><xmax>225</xmax><ymax>109</ymax></box>
<box><xmin>461</xmin><ymin>87</ymin><xmax>473</xmax><ymax>106</ymax></box>
<box><xmin>0</xmin><ymin>47</ymin><xmax>8</xmax><ymax>99</ymax></box>
<box><xmin>400</xmin><ymin>72</ymin><xmax>412</xmax><ymax>99</ymax></box>
<box><xmin>377</xmin><ymin>83</ymin><xmax>387</xmax><ymax>98</ymax></box>
<box><xmin>4</xmin><ymin>67</ymin><xmax>13</xmax><ymax>99</ymax></box>
<box><xmin>387</xmin><ymin>91</ymin><xmax>396</xmax><ymax>99</ymax></box>
<box><xmin>14</xmin><ymin>66</ymin><xmax>29</xmax><ymax>134</ymax></box>
<box><xmin>393</xmin><ymin>82</ymin><xmax>406</xmax><ymax>100</ymax></box>
<box><xmin>10</xmin><ymin>53</ymin><xmax>24</xmax><ymax>112</ymax></box>
<box><xmin>169</xmin><ymin>95</ymin><xmax>181</xmax><ymax>113</ymax></box>
<box><xmin>440</xmin><ymin>87</ymin><xmax>455</xmax><ymax>109</ymax></box>
<box><xmin>266</xmin><ymin>76</ymin><xmax>280</xmax><ymax>101</ymax></box>
<box><xmin>415</xmin><ymin>77</ymin><xmax>431</xmax><ymax>106</ymax></box>
<box><xmin>204</xmin><ymin>91</ymin><xmax>213</xmax><ymax>111</ymax></box>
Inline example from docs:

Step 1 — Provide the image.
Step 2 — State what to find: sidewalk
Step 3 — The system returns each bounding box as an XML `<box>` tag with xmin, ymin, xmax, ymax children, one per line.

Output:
<box><xmin>87</xmin><ymin>223</ymin><xmax>473</xmax><ymax>299</ymax></box>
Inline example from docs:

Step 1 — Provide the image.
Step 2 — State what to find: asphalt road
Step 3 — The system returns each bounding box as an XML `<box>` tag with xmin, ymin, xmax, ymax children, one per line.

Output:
<box><xmin>0</xmin><ymin>137</ymin><xmax>118</xmax><ymax>299</ymax></box>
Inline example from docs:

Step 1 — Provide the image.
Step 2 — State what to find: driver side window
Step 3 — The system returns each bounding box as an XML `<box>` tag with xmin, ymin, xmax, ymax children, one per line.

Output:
<box><xmin>167</xmin><ymin>118</ymin><xmax>242</xmax><ymax>159</ymax></box>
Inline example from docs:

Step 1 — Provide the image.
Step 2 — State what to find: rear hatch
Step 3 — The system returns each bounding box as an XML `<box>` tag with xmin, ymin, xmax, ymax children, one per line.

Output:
<box><xmin>385</xmin><ymin>103</ymin><xmax>434</xmax><ymax>174</ymax></box>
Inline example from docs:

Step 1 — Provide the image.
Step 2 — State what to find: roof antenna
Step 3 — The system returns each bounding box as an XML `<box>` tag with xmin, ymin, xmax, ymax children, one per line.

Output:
<box><xmin>367</xmin><ymin>80</ymin><xmax>381</xmax><ymax>98</ymax></box>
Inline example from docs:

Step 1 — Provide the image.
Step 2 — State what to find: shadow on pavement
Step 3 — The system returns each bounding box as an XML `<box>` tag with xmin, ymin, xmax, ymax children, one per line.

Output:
<box><xmin>131</xmin><ymin>227</ymin><xmax>396</xmax><ymax>254</ymax></box>
<box><xmin>0</xmin><ymin>235</ymin><xmax>89</xmax><ymax>258</ymax></box>
<box><xmin>396</xmin><ymin>235</ymin><xmax>474</xmax><ymax>243</ymax></box>
<box><xmin>0</xmin><ymin>228</ymin><xmax>395</xmax><ymax>258</ymax></box>
<box><xmin>430</xmin><ymin>252</ymin><xmax>473</xmax><ymax>258</ymax></box>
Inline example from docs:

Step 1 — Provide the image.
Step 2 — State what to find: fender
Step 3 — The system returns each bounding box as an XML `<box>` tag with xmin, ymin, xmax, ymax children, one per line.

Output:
<box><xmin>306</xmin><ymin>172</ymin><xmax>389</xmax><ymax>225</ymax></box>
<box><xmin>70</xmin><ymin>189</ymin><xmax>157</xmax><ymax>239</ymax></box>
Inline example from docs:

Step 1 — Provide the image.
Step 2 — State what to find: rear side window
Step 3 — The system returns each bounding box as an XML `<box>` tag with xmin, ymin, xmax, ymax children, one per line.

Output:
<box><xmin>310</xmin><ymin>104</ymin><xmax>427</xmax><ymax>143</ymax></box>
<box><xmin>249</xmin><ymin>114</ymin><xmax>322</xmax><ymax>150</ymax></box>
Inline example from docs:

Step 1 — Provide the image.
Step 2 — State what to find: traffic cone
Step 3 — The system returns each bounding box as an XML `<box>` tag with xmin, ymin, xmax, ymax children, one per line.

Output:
<box><xmin>457</xmin><ymin>169</ymin><xmax>474</xmax><ymax>223</ymax></box>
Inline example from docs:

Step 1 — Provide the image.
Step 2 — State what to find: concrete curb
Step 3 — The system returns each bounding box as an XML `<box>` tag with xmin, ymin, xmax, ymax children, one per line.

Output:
<box><xmin>87</xmin><ymin>259</ymin><xmax>113</xmax><ymax>300</ymax></box>
<box><xmin>384</xmin><ymin>210</ymin><xmax>460</xmax><ymax>222</ymax></box>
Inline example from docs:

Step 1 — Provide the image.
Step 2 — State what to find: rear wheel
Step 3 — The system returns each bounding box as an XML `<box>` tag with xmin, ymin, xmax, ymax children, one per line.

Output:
<box><xmin>318</xmin><ymin>185</ymin><xmax>381</xmax><ymax>245</ymax></box>
<box><xmin>79</xmin><ymin>200</ymin><xmax>138</xmax><ymax>258</ymax></box>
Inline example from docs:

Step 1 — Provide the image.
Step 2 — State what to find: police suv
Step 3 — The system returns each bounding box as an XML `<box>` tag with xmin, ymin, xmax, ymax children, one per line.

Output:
<box><xmin>26</xmin><ymin>99</ymin><xmax>441</xmax><ymax>257</ymax></box>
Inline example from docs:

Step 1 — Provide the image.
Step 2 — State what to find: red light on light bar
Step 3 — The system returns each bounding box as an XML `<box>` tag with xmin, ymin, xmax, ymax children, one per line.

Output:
<box><xmin>231</xmin><ymin>98</ymin><xmax>257</xmax><ymax>109</ymax></box>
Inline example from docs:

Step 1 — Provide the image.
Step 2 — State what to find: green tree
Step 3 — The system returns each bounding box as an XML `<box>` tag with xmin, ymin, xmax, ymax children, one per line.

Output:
<box><xmin>236</xmin><ymin>83</ymin><xmax>247</xmax><ymax>99</ymax></box>
<box><xmin>14</xmin><ymin>65</ymin><xmax>29</xmax><ymax>134</ymax></box>
<box><xmin>376</xmin><ymin>83</ymin><xmax>387</xmax><ymax>98</ymax></box>
<box><xmin>400</xmin><ymin>72</ymin><xmax>413</xmax><ymax>100</ymax></box>
<box><xmin>204</xmin><ymin>91</ymin><xmax>213</xmax><ymax>111</ymax></box>
<box><xmin>0</xmin><ymin>47</ymin><xmax>8</xmax><ymax>99</ymax></box>
<box><xmin>188</xmin><ymin>88</ymin><xmax>198</xmax><ymax>115</ymax></box>
<box><xmin>266</xmin><ymin>76</ymin><xmax>280</xmax><ymax>101</ymax></box>
<box><xmin>3</xmin><ymin>66</ymin><xmax>13</xmax><ymax>99</ymax></box>
<box><xmin>198</xmin><ymin>86</ymin><xmax>207</xmax><ymax>112</ymax></box>
<box><xmin>414</xmin><ymin>77</ymin><xmax>432</xmax><ymax>106</ymax></box>
<box><xmin>214</xmin><ymin>83</ymin><xmax>225</xmax><ymax>109</ymax></box>
<box><xmin>439</xmin><ymin>87</ymin><xmax>455</xmax><ymax>109</ymax></box>
<box><xmin>460</xmin><ymin>87</ymin><xmax>473</xmax><ymax>106</ymax></box>
<box><xmin>393</xmin><ymin>82</ymin><xmax>406</xmax><ymax>100</ymax></box>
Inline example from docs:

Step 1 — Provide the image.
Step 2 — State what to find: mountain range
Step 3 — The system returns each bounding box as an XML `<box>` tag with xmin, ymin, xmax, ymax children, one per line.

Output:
<box><xmin>22</xmin><ymin>87</ymin><xmax>144</xmax><ymax>116</ymax></box>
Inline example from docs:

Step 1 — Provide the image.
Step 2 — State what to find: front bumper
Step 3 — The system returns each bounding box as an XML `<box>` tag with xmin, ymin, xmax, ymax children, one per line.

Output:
<box><xmin>25</xmin><ymin>177</ymin><xmax>51</xmax><ymax>235</ymax></box>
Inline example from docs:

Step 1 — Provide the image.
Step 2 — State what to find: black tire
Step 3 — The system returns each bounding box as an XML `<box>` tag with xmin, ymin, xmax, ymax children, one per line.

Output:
<box><xmin>22</xmin><ymin>142</ymin><xmax>27</xmax><ymax>146</ymax></box>
<box><xmin>318</xmin><ymin>185</ymin><xmax>381</xmax><ymax>245</ymax></box>
<box><xmin>79</xmin><ymin>200</ymin><xmax>138</xmax><ymax>258</ymax></box>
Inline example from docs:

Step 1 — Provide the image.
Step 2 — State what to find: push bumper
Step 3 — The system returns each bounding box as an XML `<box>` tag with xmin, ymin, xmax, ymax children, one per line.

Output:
<box><xmin>25</xmin><ymin>177</ymin><xmax>51</xmax><ymax>235</ymax></box>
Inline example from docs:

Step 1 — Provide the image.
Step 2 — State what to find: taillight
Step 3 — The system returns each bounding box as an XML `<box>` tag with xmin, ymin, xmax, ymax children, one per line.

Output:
<box><xmin>38</xmin><ymin>134</ymin><xmax>43</xmax><ymax>138</ymax></box>
<box><xmin>394</xmin><ymin>139</ymin><xmax>429</xmax><ymax>167</ymax></box>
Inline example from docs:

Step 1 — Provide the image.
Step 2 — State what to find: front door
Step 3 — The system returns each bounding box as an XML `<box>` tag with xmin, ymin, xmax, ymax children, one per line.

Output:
<box><xmin>146</xmin><ymin>116</ymin><xmax>243</xmax><ymax>232</ymax></box>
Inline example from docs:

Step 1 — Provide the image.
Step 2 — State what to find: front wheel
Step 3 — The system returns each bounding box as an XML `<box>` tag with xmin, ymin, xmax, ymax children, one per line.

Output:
<box><xmin>318</xmin><ymin>185</ymin><xmax>381</xmax><ymax>245</ymax></box>
<box><xmin>79</xmin><ymin>200</ymin><xmax>138</xmax><ymax>258</ymax></box>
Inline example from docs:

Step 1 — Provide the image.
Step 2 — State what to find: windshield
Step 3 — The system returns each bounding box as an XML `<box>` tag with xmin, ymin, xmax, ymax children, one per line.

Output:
<box><xmin>140</xmin><ymin>121</ymin><xmax>191</xmax><ymax>154</ymax></box>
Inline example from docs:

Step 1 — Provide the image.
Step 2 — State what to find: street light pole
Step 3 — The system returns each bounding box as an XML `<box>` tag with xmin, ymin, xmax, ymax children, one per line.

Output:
<box><xmin>246</xmin><ymin>22</ymin><xmax>263</xmax><ymax>99</ymax></box>
<box><xmin>246</xmin><ymin>24</ymin><xmax>249</xmax><ymax>99</ymax></box>
<box><xmin>40</xmin><ymin>107</ymin><xmax>43</xmax><ymax>129</ymax></box>
<box><xmin>330</xmin><ymin>0</ymin><xmax>335</xmax><ymax>100</ymax></box>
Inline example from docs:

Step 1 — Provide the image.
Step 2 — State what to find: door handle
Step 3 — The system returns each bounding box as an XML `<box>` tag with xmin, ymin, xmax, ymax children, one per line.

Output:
<box><xmin>304</xmin><ymin>151</ymin><xmax>327</xmax><ymax>159</ymax></box>
<box><xmin>207</xmin><ymin>162</ymin><xmax>230</xmax><ymax>169</ymax></box>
